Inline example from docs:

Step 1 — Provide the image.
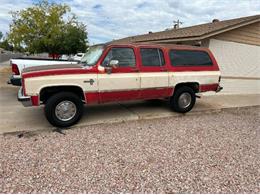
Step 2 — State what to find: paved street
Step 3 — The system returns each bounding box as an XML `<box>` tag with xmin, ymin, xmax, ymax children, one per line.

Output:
<box><xmin>1</xmin><ymin>85</ymin><xmax>260</xmax><ymax>134</ymax></box>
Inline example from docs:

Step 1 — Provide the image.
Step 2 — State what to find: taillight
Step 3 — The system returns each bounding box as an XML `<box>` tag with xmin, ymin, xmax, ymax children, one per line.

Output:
<box><xmin>12</xmin><ymin>64</ymin><xmax>20</xmax><ymax>75</ymax></box>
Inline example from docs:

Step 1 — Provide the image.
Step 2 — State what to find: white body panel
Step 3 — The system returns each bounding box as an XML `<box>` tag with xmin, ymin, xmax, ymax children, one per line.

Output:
<box><xmin>11</xmin><ymin>59</ymin><xmax>78</xmax><ymax>78</ymax></box>
<box><xmin>169</xmin><ymin>71</ymin><xmax>221</xmax><ymax>86</ymax></box>
<box><xmin>140</xmin><ymin>72</ymin><xmax>169</xmax><ymax>89</ymax></box>
<box><xmin>98</xmin><ymin>73</ymin><xmax>140</xmax><ymax>92</ymax></box>
<box><xmin>24</xmin><ymin>71</ymin><xmax>220</xmax><ymax>96</ymax></box>
<box><xmin>25</xmin><ymin>74</ymin><xmax>98</xmax><ymax>95</ymax></box>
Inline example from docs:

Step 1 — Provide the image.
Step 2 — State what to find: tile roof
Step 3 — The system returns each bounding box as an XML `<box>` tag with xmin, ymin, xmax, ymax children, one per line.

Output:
<box><xmin>113</xmin><ymin>15</ymin><xmax>260</xmax><ymax>43</ymax></box>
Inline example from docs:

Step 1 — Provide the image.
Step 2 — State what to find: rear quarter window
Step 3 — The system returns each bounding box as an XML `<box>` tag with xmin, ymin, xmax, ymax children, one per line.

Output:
<box><xmin>169</xmin><ymin>50</ymin><xmax>213</xmax><ymax>66</ymax></box>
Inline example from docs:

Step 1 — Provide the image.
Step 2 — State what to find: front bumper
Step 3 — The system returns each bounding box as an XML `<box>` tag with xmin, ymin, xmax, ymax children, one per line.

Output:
<box><xmin>17</xmin><ymin>87</ymin><xmax>32</xmax><ymax>107</ymax></box>
<box><xmin>8</xmin><ymin>75</ymin><xmax>22</xmax><ymax>86</ymax></box>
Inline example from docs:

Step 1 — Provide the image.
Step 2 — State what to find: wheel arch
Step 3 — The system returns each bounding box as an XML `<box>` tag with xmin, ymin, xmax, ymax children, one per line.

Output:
<box><xmin>173</xmin><ymin>82</ymin><xmax>200</xmax><ymax>95</ymax></box>
<box><xmin>39</xmin><ymin>85</ymin><xmax>86</xmax><ymax>104</ymax></box>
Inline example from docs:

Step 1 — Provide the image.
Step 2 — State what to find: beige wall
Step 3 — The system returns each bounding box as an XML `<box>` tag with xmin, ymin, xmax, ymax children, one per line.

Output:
<box><xmin>213</xmin><ymin>22</ymin><xmax>260</xmax><ymax>46</ymax></box>
<box><xmin>209</xmin><ymin>38</ymin><xmax>260</xmax><ymax>94</ymax></box>
<box><xmin>209</xmin><ymin>39</ymin><xmax>260</xmax><ymax>78</ymax></box>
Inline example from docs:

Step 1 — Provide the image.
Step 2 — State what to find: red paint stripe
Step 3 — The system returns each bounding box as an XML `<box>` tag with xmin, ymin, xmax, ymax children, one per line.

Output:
<box><xmin>22</xmin><ymin>68</ymin><xmax>97</xmax><ymax>79</ymax></box>
<box><xmin>85</xmin><ymin>92</ymin><xmax>99</xmax><ymax>104</ymax></box>
<box><xmin>99</xmin><ymin>90</ymin><xmax>139</xmax><ymax>103</ymax></box>
<box><xmin>85</xmin><ymin>88</ymin><xmax>173</xmax><ymax>104</ymax></box>
<box><xmin>199</xmin><ymin>83</ymin><xmax>219</xmax><ymax>92</ymax></box>
<box><xmin>140</xmin><ymin>88</ymin><xmax>173</xmax><ymax>99</ymax></box>
<box><xmin>31</xmin><ymin>96</ymin><xmax>39</xmax><ymax>106</ymax></box>
<box><xmin>85</xmin><ymin>84</ymin><xmax>218</xmax><ymax>105</ymax></box>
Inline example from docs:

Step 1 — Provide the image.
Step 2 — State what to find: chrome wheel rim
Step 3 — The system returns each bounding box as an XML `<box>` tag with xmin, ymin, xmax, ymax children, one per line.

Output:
<box><xmin>178</xmin><ymin>92</ymin><xmax>192</xmax><ymax>109</ymax></box>
<box><xmin>55</xmin><ymin>101</ymin><xmax>77</xmax><ymax>121</ymax></box>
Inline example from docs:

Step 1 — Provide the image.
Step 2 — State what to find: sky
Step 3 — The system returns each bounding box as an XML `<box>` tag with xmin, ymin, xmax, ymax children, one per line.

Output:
<box><xmin>0</xmin><ymin>0</ymin><xmax>259</xmax><ymax>44</ymax></box>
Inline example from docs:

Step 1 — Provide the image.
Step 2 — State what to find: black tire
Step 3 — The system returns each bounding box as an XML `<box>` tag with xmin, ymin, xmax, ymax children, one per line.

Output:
<box><xmin>44</xmin><ymin>92</ymin><xmax>83</xmax><ymax>127</ymax></box>
<box><xmin>170</xmin><ymin>86</ymin><xmax>196</xmax><ymax>113</ymax></box>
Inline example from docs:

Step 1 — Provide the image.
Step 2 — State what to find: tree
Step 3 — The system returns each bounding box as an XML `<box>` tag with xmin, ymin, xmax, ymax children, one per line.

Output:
<box><xmin>0</xmin><ymin>32</ymin><xmax>14</xmax><ymax>51</ymax></box>
<box><xmin>0</xmin><ymin>31</ymin><xmax>3</xmax><ymax>40</ymax></box>
<box><xmin>61</xmin><ymin>22</ymin><xmax>88</xmax><ymax>55</ymax></box>
<box><xmin>0</xmin><ymin>39</ymin><xmax>14</xmax><ymax>51</ymax></box>
<box><xmin>8</xmin><ymin>0</ymin><xmax>88</xmax><ymax>54</ymax></box>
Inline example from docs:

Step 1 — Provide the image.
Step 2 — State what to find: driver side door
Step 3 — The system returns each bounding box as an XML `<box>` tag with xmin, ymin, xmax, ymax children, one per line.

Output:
<box><xmin>98</xmin><ymin>46</ymin><xmax>140</xmax><ymax>103</ymax></box>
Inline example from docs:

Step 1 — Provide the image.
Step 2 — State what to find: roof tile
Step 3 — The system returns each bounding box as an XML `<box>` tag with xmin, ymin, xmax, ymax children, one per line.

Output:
<box><xmin>113</xmin><ymin>15</ymin><xmax>260</xmax><ymax>43</ymax></box>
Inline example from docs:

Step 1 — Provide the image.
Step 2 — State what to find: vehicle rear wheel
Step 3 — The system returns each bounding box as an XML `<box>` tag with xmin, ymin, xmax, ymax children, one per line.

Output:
<box><xmin>170</xmin><ymin>86</ymin><xmax>196</xmax><ymax>113</ymax></box>
<box><xmin>44</xmin><ymin>92</ymin><xmax>83</xmax><ymax>127</ymax></box>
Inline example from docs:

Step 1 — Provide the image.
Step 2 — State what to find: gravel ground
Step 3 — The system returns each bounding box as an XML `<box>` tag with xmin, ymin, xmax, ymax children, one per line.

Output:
<box><xmin>0</xmin><ymin>107</ymin><xmax>259</xmax><ymax>193</ymax></box>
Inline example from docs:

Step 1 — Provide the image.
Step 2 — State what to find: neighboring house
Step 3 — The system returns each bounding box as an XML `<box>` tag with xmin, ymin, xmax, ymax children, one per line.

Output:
<box><xmin>114</xmin><ymin>15</ymin><xmax>260</xmax><ymax>94</ymax></box>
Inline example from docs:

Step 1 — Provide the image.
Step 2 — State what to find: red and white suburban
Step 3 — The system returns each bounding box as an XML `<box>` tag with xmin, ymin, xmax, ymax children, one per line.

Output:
<box><xmin>18</xmin><ymin>43</ymin><xmax>222</xmax><ymax>127</ymax></box>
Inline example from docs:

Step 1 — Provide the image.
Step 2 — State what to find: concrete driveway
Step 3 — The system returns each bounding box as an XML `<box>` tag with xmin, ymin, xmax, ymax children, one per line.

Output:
<box><xmin>0</xmin><ymin>86</ymin><xmax>215</xmax><ymax>134</ymax></box>
<box><xmin>0</xmin><ymin>66</ymin><xmax>260</xmax><ymax>134</ymax></box>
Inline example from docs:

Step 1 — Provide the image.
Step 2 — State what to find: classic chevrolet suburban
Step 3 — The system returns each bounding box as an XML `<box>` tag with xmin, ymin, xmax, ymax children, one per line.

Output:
<box><xmin>18</xmin><ymin>43</ymin><xmax>222</xmax><ymax>127</ymax></box>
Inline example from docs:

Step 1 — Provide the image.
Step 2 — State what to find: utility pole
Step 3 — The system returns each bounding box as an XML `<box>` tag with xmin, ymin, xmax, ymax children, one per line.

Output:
<box><xmin>173</xmin><ymin>19</ymin><xmax>183</xmax><ymax>29</ymax></box>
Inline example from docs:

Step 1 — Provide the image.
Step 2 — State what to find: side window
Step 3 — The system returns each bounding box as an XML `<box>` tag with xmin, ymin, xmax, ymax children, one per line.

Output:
<box><xmin>140</xmin><ymin>48</ymin><xmax>165</xmax><ymax>66</ymax></box>
<box><xmin>102</xmin><ymin>47</ymin><xmax>136</xmax><ymax>67</ymax></box>
<box><xmin>169</xmin><ymin>50</ymin><xmax>213</xmax><ymax>66</ymax></box>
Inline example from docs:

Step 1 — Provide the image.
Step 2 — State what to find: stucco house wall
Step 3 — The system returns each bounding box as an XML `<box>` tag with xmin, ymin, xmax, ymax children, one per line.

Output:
<box><xmin>209</xmin><ymin>39</ymin><xmax>260</xmax><ymax>94</ymax></box>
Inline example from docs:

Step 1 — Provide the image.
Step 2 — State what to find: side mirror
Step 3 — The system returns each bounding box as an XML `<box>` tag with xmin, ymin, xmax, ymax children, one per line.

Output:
<box><xmin>105</xmin><ymin>66</ymin><xmax>112</xmax><ymax>74</ymax></box>
<box><xmin>105</xmin><ymin>60</ymin><xmax>119</xmax><ymax>74</ymax></box>
<box><xmin>109</xmin><ymin>60</ymin><xmax>119</xmax><ymax>67</ymax></box>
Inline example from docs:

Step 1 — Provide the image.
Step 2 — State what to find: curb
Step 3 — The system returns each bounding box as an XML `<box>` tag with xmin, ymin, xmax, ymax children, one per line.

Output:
<box><xmin>2</xmin><ymin>105</ymin><xmax>259</xmax><ymax>137</ymax></box>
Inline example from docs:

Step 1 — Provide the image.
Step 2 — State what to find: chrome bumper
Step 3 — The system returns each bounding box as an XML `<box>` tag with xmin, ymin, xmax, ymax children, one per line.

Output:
<box><xmin>17</xmin><ymin>87</ymin><xmax>32</xmax><ymax>107</ymax></box>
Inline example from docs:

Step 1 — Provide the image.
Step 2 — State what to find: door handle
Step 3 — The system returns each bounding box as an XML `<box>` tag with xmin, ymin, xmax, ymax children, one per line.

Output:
<box><xmin>84</xmin><ymin>79</ymin><xmax>95</xmax><ymax>85</ymax></box>
<box><xmin>132</xmin><ymin>68</ymin><xmax>139</xmax><ymax>72</ymax></box>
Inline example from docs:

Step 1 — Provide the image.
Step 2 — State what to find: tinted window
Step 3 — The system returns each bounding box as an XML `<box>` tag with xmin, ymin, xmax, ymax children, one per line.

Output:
<box><xmin>140</xmin><ymin>48</ymin><xmax>165</xmax><ymax>66</ymax></box>
<box><xmin>169</xmin><ymin>50</ymin><xmax>213</xmax><ymax>66</ymax></box>
<box><xmin>102</xmin><ymin>47</ymin><xmax>136</xmax><ymax>67</ymax></box>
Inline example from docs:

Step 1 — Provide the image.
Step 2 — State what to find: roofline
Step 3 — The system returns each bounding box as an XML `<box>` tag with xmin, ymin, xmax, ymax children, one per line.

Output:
<box><xmin>132</xmin><ymin>16</ymin><xmax>260</xmax><ymax>43</ymax></box>
<box><xmin>104</xmin><ymin>42</ymin><xmax>205</xmax><ymax>50</ymax></box>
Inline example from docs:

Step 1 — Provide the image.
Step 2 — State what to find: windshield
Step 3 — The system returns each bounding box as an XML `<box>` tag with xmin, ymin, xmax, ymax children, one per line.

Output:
<box><xmin>81</xmin><ymin>45</ymin><xmax>104</xmax><ymax>66</ymax></box>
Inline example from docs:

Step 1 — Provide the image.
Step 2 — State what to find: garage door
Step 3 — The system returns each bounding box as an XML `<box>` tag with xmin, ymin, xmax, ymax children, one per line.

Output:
<box><xmin>209</xmin><ymin>39</ymin><xmax>260</xmax><ymax>94</ymax></box>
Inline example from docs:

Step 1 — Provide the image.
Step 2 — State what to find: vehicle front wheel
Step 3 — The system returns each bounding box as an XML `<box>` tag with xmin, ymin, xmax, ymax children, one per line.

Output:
<box><xmin>170</xmin><ymin>86</ymin><xmax>196</xmax><ymax>113</ymax></box>
<box><xmin>44</xmin><ymin>92</ymin><xmax>83</xmax><ymax>127</ymax></box>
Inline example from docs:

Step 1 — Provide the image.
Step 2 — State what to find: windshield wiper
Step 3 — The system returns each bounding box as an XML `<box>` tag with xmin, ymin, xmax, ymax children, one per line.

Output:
<box><xmin>81</xmin><ymin>60</ymin><xmax>89</xmax><ymax>66</ymax></box>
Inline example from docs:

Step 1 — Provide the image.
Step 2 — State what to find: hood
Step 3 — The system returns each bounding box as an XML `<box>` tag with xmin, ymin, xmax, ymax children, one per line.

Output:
<box><xmin>22</xmin><ymin>63</ymin><xmax>96</xmax><ymax>79</ymax></box>
<box><xmin>22</xmin><ymin>64</ymin><xmax>83</xmax><ymax>74</ymax></box>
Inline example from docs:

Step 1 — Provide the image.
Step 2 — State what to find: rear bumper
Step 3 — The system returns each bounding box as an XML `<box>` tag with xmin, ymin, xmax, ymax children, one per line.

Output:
<box><xmin>8</xmin><ymin>75</ymin><xmax>21</xmax><ymax>86</ymax></box>
<box><xmin>216</xmin><ymin>85</ymin><xmax>223</xmax><ymax>93</ymax></box>
<box><xmin>199</xmin><ymin>83</ymin><xmax>223</xmax><ymax>93</ymax></box>
<box><xmin>17</xmin><ymin>87</ymin><xmax>32</xmax><ymax>107</ymax></box>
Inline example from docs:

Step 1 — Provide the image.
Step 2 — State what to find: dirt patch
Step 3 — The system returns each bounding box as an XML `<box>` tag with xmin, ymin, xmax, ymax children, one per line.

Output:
<box><xmin>0</xmin><ymin>66</ymin><xmax>11</xmax><ymax>73</ymax></box>
<box><xmin>0</xmin><ymin>72</ymin><xmax>11</xmax><ymax>88</ymax></box>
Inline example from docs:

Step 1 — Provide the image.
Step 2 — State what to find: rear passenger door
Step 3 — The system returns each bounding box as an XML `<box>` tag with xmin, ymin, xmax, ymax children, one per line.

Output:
<box><xmin>138</xmin><ymin>47</ymin><xmax>169</xmax><ymax>99</ymax></box>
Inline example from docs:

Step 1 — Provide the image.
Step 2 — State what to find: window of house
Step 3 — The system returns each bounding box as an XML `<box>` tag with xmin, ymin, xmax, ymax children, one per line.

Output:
<box><xmin>140</xmin><ymin>48</ymin><xmax>165</xmax><ymax>66</ymax></box>
<box><xmin>102</xmin><ymin>47</ymin><xmax>136</xmax><ymax>67</ymax></box>
<box><xmin>169</xmin><ymin>50</ymin><xmax>213</xmax><ymax>66</ymax></box>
